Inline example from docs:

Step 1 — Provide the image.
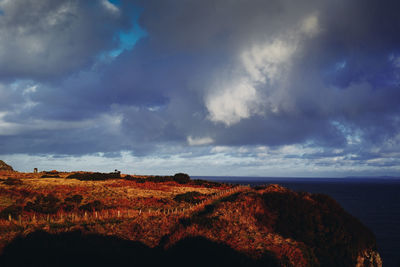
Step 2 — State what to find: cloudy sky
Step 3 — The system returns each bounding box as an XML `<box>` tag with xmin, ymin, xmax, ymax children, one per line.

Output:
<box><xmin>1</xmin><ymin>0</ymin><xmax>400</xmax><ymax>177</ymax></box>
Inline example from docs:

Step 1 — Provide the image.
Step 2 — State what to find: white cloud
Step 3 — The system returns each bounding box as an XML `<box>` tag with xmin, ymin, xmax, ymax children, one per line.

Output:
<box><xmin>241</xmin><ymin>39</ymin><xmax>296</xmax><ymax>84</ymax></box>
<box><xmin>187</xmin><ymin>136</ymin><xmax>214</xmax><ymax>146</ymax></box>
<box><xmin>3</xmin><ymin>142</ymin><xmax>400</xmax><ymax>177</ymax></box>
<box><xmin>300</xmin><ymin>14</ymin><xmax>320</xmax><ymax>37</ymax></box>
<box><xmin>102</xmin><ymin>0</ymin><xmax>120</xmax><ymax>14</ymax></box>
<box><xmin>206</xmin><ymin>78</ymin><xmax>259</xmax><ymax>125</ymax></box>
<box><xmin>22</xmin><ymin>84</ymin><xmax>37</xmax><ymax>95</ymax></box>
<box><xmin>206</xmin><ymin>38</ymin><xmax>295</xmax><ymax>125</ymax></box>
<box><xmin>210</xmin><ymin>146</ymin><xmax>230</xmax><ymax>153</ymax></box>
<box><xmin>389</xmin><ymin>54</ymin><xmax>400</xmax><ymax>68</ymax></box>
<box><xmin>45</xmin><ymin>2</ymin><xmax>77</xmax><ymax>26</ymax></box>
<box><xmin>206</xmin><ymin>13</ymin><xmax>320</xmax><ymax>126</ymax></box>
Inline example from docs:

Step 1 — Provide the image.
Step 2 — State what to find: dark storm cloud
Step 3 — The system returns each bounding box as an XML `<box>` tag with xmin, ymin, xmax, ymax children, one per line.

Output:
<box><xmin>1</xmin><ymin>0</ymin><xmax>400</xmax><ymax>174</ymax></box>
<box><xmin>0</xmin><ymin>0</ymin><xmax>133</xmax><ymax>80</ymax></box>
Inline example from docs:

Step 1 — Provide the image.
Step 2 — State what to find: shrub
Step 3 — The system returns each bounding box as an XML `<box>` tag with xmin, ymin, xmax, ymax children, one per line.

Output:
<box><xmin>67</xmin><ymin>172</ymin><xmax>121</xmax><ymax>181</ymax></box>
<box><xmin>79</xmin><ymin>200</ymin><xmax>104</xmax><ymax>211</ymax></box>
<box><xmin>3</xmin><ymin>177</ymin><xmax>23</xmax><ymax>186</ymax></box>
<box><xmin>173</xmin><ymin>173</ymin><xmax>190</xmax><ymax>184</ymax></box>
<box><xmin>24</xmin><ymin>194</ymin><xmax>61</xmax><ymax>214</ymax></box>
<box><xmin>62</xmin><ymin>195</ymin><xmax>83</xmax><ymax>211</ymax></box>
<box><xmin>44</xmin><ymin>170</ymin><xmax>59</xmax><ymax>174</ymax></box>
<box><xmin>191</xmin><ymin>179</ymin><xmax>222</xmax><ymax>188</ymax></box>
<box><xmin>174</xmin><ymin>191</ymin><xmax>203</xmax><ymax>203</ymax></box>
<box><xmin>65</xmin><ymin>194</ymin><xmax>83</xmax><ymax>205</ymax></box>
<box><xmin>62</xmin><ymin>204</ymin><xmax>75</xmax><ymax>212</ymax></box>
<box><xmin>41</xmin><ymin>174</ymin><xmax>60</xmax><ymax>178</ymax></box>
<box><xmin>0</xmin><ymin>205</ymin><xmax>23</xmax><ymax>219</ymax></box>
<box><xmin>124</xmin><ymin>175</ymin><xmax>145</xmax><ymax>182</ymax></box>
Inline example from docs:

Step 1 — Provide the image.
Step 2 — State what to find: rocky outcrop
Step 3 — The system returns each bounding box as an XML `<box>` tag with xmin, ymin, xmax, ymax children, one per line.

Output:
<box><xmin>356</xmin><ymin>249</ymin><xmax>382</xmax><ymax>267</ymax></box>
<box><xmin>0</xmin><ymin>160</ymin><xmax>13</xmax><ymax>171</ymax></box>
<box><xmin>162</xmin><ymin>185</ymin><xmax>382</xmax><ymax>266</ymax></box>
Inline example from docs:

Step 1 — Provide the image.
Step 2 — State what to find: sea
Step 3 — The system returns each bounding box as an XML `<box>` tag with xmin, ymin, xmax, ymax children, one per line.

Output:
<box><xmin>196</xmin><ymin>176</ymin><xmax>400</xmax><ymax>267</ymax></box>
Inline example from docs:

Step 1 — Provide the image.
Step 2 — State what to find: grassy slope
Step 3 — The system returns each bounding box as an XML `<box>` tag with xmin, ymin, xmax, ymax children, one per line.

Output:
<box><xmin>0</xmin><ymin>171</ymin><xmax>378</xmax><ymax>267</ymax></box>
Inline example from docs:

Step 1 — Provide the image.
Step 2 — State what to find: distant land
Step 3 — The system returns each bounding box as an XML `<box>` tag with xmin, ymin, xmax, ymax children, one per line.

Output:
<box><xmin>194</xmin><ymin>175</ymin><xmax>400</xmax><ymax>181</ymax></box>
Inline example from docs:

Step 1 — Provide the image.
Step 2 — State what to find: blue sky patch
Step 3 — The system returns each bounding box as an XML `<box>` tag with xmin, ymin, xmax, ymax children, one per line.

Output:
<box><xmin>108</xmin><ymin>0</ymin><xmax>121</xmax><ymax>6</ymax></box>
<box><xmin>101</xmin><ymin>7</ymin><xmax>147</xmax><ymax>59</ymax></box>
<box><xmin>109</xmin><ymin>22</ymin><xmax>147</xmax><ymax>57</ymax></box>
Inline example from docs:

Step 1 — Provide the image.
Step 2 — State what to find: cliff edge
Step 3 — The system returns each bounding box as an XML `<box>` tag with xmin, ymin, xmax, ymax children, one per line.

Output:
<box><xmin>0</xmin><ymin>175</ymin><xmax>381</xmax><ymax>267</ymax></box>
<box><xmin>162</xmin><ymin>184</ymin><xmax>382</xmax><ymax>266</ymax></box>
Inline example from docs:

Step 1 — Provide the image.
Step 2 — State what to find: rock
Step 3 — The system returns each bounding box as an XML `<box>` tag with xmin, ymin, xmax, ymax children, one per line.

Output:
<box><xmin>0</xmin><ymin>160</ymin><xmax>14</xmax><ymax>171</ymax></box>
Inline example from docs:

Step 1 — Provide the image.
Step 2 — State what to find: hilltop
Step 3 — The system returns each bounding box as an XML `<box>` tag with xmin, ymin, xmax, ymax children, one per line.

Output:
<box><xmin>0</xmin><ymin>161</ymin><xmax>13</xmax><ymax>172</ymax></box>
<box><xmin>0</xmin><ymin>171</ymin><xmax>381</xmax><ymax>266</ymax></box>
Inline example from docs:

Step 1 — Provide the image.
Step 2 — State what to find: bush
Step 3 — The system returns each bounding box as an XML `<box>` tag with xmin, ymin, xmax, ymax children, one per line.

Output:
<box><xmin>3</xmin><ymin>178</ymin><xmax>23</xmax><ymax>186</ymax></box>
<box><xmin>24</xmin><ymin>194</ymin><xmax>61</xmax><ymax>214</ymax></box>
<box><xmin>173</xmin><ymin>173</ymin><xmax>190</xmax><ymax>184</ymax></box>
<box><xmin>62</xmin><ymin>194</ymin><xmax>83</xmax><ymax>211</ymax></box>
<box><xmin>174</xmin><ymin>191</ymin><xmax>203</xmax><ymax>203</ymax></box>
<box><xmin>146</xmin><ymin>176</ymin><xmax>173</xmax><ymax>183</ymax></box>
<box><xmin>43</xmin><ymin>170</ymin><xmax>59</xmax><ymax>175</ymax></box>
<box><xmin>41</xmin><ymin>174</ymin><xmax>60</xmax><ymax>178</ymax></box>
<box><xmin>65</xmin><ymin>194</ymin><xmax>83</xmax><ymax>205</ymax></box>
<box><xmin>124</xmin><ymin>175</ymin><xmax>145</xmax><ymax>182</ymax></box>
<box><xmin>192</xmin><ymin>179</ymin><xmax>222</xmax><ymax>188</ymax></box>
<box><xmin>125</xmin><ymin>174</ymin><xmax>192</xmax><ymax>184</ymax></box>
<box><xmin>79</xmin><ymin>200</ymin><xmax>104</xmax><ymax>211</ymax></box>
<box><xmin>0</xmin><ymin>205</ymin><xmax>23</xmax><ymax>219</ymax></box>
<box><xmin>67</xmin><ymin>172</ymin><xmax>121</xmax><ymax>181</ymax></box>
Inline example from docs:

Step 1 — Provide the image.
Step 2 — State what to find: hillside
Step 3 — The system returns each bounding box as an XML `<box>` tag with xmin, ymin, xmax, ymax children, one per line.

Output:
<box><xmin>0</xmin><ymin>161</ymin><xmax>13</xmax><ymax>172</ymax></box>
<box><xmin>0</xmin><ymin>171</ymin><xmax>381</xmax><ymax>266</ymax></box>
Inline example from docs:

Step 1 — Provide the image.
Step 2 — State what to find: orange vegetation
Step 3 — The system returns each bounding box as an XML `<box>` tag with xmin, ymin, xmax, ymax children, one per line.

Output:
<box><xmin>0</xmin><ymin>170</ymin><xmax>378</xmax><ymax>267</ymax></box>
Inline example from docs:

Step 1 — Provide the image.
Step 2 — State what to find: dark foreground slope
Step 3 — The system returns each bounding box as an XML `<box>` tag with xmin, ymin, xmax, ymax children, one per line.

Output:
<box><xmin>0</xmin><ymin>183</ymin><xmax>381</xmax><ymax>267</ymax></box>
<box><xmin>0</xmin><ymin>230</ymin><xmax>279</xmax><ymax>267</ymax></box>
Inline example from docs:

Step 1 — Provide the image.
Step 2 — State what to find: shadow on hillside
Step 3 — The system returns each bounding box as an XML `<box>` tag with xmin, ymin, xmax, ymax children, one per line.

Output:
<box><xmin>0</xmin><ymin>230</ymin><xmax>279</xmax><ymax>267</ymax></box>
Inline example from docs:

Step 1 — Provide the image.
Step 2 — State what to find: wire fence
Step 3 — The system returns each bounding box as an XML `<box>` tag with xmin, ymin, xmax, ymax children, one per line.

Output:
<box><xmin>1</xmin><ymin>186</ymin><xmax>247</xmax><ymax>226</ymax></box>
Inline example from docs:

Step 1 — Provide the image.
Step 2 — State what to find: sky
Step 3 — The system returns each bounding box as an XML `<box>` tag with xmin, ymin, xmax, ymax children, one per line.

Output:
<box><xmin>0</xmin><ymin>0</ymin><xmax>400</xmax><ymax>177</ymax></box>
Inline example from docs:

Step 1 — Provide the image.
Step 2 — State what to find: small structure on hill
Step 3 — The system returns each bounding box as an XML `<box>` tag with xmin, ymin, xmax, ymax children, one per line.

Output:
<box><xmin>34</xmin><ymin>168</ymin><xmax>38</xmax><ymax>173</ymax></box>
<box><xmin>0</xmin><ymin>160</ymin><xmax>14</xmax><ymax>171</ymax></box>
